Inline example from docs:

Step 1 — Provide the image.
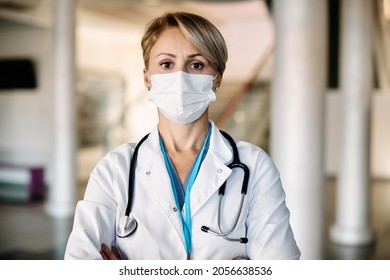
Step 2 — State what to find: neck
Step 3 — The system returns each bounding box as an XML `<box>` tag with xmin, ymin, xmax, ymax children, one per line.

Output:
<box><xmin>158</xmin><ymin>113</ymin><xmax>210</xmax><ymax>152</ymax></box>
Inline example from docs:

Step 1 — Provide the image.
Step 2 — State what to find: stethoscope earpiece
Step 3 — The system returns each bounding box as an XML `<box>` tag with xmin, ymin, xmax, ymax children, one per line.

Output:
<box><xmin>240</xmin><ymin>237</ymin><xmax>248</xmax><ymax>244</ymax></box>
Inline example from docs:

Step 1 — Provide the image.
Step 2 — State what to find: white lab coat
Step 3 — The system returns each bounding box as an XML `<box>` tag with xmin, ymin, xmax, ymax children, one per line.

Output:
<box><xmin>64</xmin><ymin>121</ymin><xmax>300</xmax><ymax>260</ymax></box>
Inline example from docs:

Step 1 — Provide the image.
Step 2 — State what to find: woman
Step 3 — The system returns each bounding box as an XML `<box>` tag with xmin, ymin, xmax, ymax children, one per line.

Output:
<box><xmin>65</xmin><ymin>11</ymin><xmax>300</xmax><ymax>260</ymax></box>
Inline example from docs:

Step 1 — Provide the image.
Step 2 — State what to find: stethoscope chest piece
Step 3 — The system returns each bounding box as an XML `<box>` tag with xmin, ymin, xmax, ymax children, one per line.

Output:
<box><xmin>116</xmin><ymin>215</ymin><xmax>138</xmax><ymax>238</ymax></box>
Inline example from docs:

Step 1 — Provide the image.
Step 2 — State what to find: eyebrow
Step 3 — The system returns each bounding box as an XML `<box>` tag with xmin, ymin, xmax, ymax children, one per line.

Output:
<box><xmin>155</xmin><ymin>53</ymin><xmax>204</xmax><ymax>59</ymax></box>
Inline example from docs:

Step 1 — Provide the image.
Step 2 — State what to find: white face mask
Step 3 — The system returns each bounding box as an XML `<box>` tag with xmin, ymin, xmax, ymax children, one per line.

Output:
<box><xmin>148</xmin><ymin>71</ymin><xmax>217</xmax><ymax>124</ymax></box>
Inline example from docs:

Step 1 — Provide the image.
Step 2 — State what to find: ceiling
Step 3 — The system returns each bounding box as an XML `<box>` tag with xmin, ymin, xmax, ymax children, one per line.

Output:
<box><xmin>0</xmin><ymin>0</ymin><xmax>255</xmax><ymax>29</ymax></box>
<box><xmin>1</xmin><ymin>0</ymin><xmax>389</xmax><ymax>29</ymax></box>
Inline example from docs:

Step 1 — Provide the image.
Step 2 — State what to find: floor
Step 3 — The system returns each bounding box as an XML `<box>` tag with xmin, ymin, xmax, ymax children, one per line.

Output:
<box><xmin>0</xmin><ymin>178</ymin><xmax>389</xmax><ymax>260</ymax></box>
<box><xmin>324</xmin><ymin>178</ymin><xmax>390</xmax><ymax>260</ymax></box>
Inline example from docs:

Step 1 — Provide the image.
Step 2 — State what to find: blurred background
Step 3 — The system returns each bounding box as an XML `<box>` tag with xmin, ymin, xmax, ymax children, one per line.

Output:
<box><xmin>0</xmin><ymin>0</ymin><xmax>389</xmax><ymax>260</ymax></box>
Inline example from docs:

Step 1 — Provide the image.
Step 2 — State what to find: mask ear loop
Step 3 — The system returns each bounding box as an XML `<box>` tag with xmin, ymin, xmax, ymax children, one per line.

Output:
<box><xmin>146</xmin><ymin>73</ymin><xmax>151</xmax><ymax>91</ymax></box>
<box><xmin>213</xmin><ymin>73</ymin><xmax>219</xmax><ymax>92</ymax></box>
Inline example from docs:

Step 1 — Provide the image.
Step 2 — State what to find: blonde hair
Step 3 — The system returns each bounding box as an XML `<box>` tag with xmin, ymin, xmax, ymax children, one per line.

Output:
<box><xmin>141</xmin><ymin>11</ymin><xmax>228</xmax><ymax>73</ymax></box>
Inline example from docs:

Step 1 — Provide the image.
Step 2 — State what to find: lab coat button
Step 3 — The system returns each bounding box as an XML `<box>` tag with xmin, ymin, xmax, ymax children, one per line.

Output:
<box><xmin>173</xmin><ymin>207</ymin><xmax>178</xmax><ymax>212</ymax></box>
<box><xmin>217</xmin><ymin>169</ymin><xmax>222</xmax><ymax>173</ymax></box>
<box><xmin>146</xmin><ymin>171</ymin><xmax>151</xmax><ymax>175</ymax></box>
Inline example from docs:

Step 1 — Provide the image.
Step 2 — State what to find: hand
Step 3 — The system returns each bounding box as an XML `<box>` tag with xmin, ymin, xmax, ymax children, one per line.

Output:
<box><xmin>100</xmin><ymin>243</ymin><xmax>122</xmax><ymax>260</ymax></box>
<box><xmin>233</xmin><ymin>256</ymin><xmax>248</xmax><ymax>260</ymax></box>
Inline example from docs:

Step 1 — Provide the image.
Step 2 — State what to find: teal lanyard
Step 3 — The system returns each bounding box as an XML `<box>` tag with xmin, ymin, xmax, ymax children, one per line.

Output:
<box><xmin>159</xmin><ymin>126</ymin><xmax>212</xmax><ymax>259</ymax></box>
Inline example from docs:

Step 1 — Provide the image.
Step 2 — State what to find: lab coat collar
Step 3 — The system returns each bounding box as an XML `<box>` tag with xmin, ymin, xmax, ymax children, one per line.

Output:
<box><xmin>208</xmin><ymin>120</ymin><xmax>234</xmax><ymax>164</ymax></box>
<box><xmin>136</xmin><ymin>120</ymin><xmax>234</xmax><ymax>168</ymax></box>
<box><xmin>135</xmin><ymin>120</ymin><xmax>234</xmax><ymax>222</ymax></box>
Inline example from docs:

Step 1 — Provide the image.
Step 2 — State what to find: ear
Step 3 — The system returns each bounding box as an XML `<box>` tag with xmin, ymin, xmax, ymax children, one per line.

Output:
<box><xmin>213</xmin><ymin>72</ymin><xmax>223</xmax><ymax>92</ymax></box>
<box><xmin>143</xmin><ymin>68</ymin><xmax>151</xmax><ymax>90</ymax></box>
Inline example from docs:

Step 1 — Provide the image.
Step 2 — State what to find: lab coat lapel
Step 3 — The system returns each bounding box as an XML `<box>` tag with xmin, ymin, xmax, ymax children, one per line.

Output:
<box><xmin>189</xmin><ymin>122</ymin><xmax>233</xmax><ymax>217</ymax></box>
<box><xmin>135</xmin><ymin>127</ymin><xmax>185</xmax><ymax>243</ymax></box>
<box><xmin>189</xmin><ymin>154</ymin><xmax>231</xmax><ymax>216</ymax></box>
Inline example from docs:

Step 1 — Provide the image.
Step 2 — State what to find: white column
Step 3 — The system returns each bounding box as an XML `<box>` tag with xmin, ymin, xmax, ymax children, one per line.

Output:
<box><xmin>330</xmin><ymin>0</ymin><xmax>374</xmax><ymax>246</ymax></box>
<box><xmin>270</xmin><ymin>0</ymin><xmax>327</xmax><ymax>259</ymax></box>
<box><xmin>46</xmin><ymin>0</ymin><xmax>77</xmax><ymax>219</ymax></box>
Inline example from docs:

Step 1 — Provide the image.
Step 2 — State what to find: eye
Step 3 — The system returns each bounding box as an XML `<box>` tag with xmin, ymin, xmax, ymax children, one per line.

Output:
<box><xmin>160</xmin><ymin>61</ymin><xmax>173</xmax><ymax>69</ymax></box>
<box><xmin>189</xmin><ymin>62</ymin><xmax>204</xmax><ymax>70</ymax></box>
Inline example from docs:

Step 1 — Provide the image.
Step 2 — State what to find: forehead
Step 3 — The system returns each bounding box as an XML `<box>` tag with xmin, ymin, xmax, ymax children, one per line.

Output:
<box><xmin>150</xmin><ymin>27</ymin><xmax>199</xmax><ymax>56</ymax></box>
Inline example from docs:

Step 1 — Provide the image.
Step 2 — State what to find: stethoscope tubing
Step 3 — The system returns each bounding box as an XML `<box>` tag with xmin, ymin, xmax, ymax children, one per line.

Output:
<box><xmin>118</xmin><ymin>129</ymin><xmax>250</xmax><ymax>244</ymax></box>
<box><xmin>200</xmin><ymin>193</ymin><xmax>247</xmax><ymax>243</ymax></box>
<box><xmin>124</xmin><ymin>133</ymin><xmax>149</xmax><ymax>217</ymax></box>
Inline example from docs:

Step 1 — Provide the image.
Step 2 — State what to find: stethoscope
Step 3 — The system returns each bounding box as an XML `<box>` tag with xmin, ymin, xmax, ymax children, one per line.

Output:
<box><xmin>116</xmin><ymin>130</ymin><xmax>250</xmax><ymax>244</ymax></box>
